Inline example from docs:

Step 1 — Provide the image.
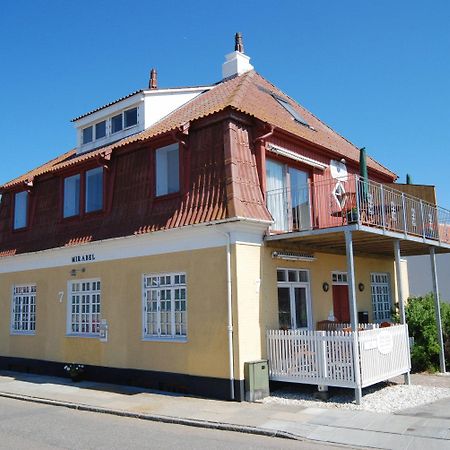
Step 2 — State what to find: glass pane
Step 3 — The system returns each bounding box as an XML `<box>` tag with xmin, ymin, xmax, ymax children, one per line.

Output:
<box><xmin>111</xmin><ymin>114</ymin><xmax>123</xmax><ymax>133</ymax></box>
<box><xmin>288</xmin><ymin>270</ymin><xmax>297</xmax><ymax>282</ymax></box>
<box><xmin>95</xmin><ymin>121</ymin><xmax>106</xmax><ymax>139</ymax></box>
<box><xmin>266</xmin><ymin>159</ymin><xmax>288</xmax><ymax>231</ymax></box>
<box><xmin>298</xmin><ymin>271</ymin><xmax>309</xmax><ymax>282</ymax></box>
<box><xmin>289</xmin><ymin>167</ymin><xmax>310</xmax><ymax>230</ymax></box>
<box><xmin>124</xmin><ymin>108</ymin><xmax>138</xmax><ymax>128</ymax></box>
<box><xmin>14</xmin><ymin>191</ymin><xmax>28</xmax><ymax>229</ymax></box>
<box><xmin>63</xmin><ymin>174</ymin><xmax>80</xmax><ymax>217</ymax></box>
<box><xmin>156</xmin><ymin>144</ymin><xmax>179</xmax><ymax>196</ymax></box>
<box><xmin>276</xmin><ymin>269</ymin><xmax>286</xmax><ymax>282</ymax></box>
<box><xmin>294</xmin><ymin>287</ymin><xmax>308</xmax><ymax>328</ymax></box>
<box><xmin>82</xmin><ymin>126</ymin><xmax>93</xmax><ymax>144</ymax></box>
<box><xmin>85</xmin><ymin>167</ymin><xmax>103</xmax><ymax>213</ymax></box>
<box><xmin>277</xmin><ymin>287</ymin><xmax>291</xmax><ymax>329</ymax></box>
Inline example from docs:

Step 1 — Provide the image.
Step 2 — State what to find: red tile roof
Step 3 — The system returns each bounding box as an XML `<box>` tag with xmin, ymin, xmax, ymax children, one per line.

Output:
<box><xmin>0</xmin><ymin>71</ymin><xmax>396</xmax><ymax>191</ymax></box>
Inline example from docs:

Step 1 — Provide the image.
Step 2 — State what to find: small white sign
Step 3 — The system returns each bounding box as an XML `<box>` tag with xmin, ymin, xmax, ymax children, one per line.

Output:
<box><xmin>99</xmin><ymin>319</ymin><xmax>108</xmax><ymax>342</ymax></box>
<box><xmin>377</xmin><ymin>332</ymin><xmax>393</xmax><ymax>355</ymax></box>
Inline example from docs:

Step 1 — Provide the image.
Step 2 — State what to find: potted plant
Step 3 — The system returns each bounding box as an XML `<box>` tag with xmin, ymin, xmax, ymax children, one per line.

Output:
<box><xmin>346</xmin><ymin>207</ymin><xmax>358</xmax><ymax>223</ymax></box>
<box><xmin>64</xmin><ymin>363</ymin><xmax>85</xmax><ymax>382</ymax></box>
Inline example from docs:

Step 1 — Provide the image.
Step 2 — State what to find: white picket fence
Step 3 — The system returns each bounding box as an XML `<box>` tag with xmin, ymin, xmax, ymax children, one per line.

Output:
<box><xmin>266</xmin><ymin>324</ymin><xmax>411</xmax><ymax>389</ymax></box>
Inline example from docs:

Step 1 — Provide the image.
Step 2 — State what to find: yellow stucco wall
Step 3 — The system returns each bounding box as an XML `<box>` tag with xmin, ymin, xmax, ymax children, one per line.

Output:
<box><xmin>260</xmin><ymin>247</ymin><xmax>396</xmax><ymax>330</ymax></box>
<box><xmin>0</xmin><ymin>241</ymin><xmax>401</xmax><ymax>383</ymax></box>
<box><xmin>0</xmin><ymin>247</ymin><xmax>230</xmax><ymax>379</ymax></box>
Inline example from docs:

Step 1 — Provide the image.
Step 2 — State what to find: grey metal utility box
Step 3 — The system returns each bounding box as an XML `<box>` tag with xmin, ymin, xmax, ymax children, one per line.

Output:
<box><xmin>244</xmin><ymin>360</ymin><xmax>270</xmax><ymax>402</ymax></box>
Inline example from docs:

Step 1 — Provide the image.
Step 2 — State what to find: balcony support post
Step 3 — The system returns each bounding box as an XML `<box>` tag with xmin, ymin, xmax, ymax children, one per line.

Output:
<box><xmin>393</xmin><ymin>240</ymin><xmax>411</xmax><ymax>385</ymax></box>
<box><xmin>430</xmin><ymin>247</ymin><xmax>446</xmax><ymax>373</ymax></box>
<box><xmin>344</xmin><ymin>229</ymin><xmax>362</xmax><ymax>404</ymax></box>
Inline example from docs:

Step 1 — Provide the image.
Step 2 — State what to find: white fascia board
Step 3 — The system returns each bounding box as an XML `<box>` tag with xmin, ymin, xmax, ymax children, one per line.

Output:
<box><xmin>74</xmin><ymin>93</ymin><xmax>145</xmax><ymax>128</ymax></box>
<box><xmin>0</xmin><ymin>220</ymin><xmax>266</xmax><ymax>274</ymax></box>
<box><xmin>143</xmin><ymin>86</ymin><xmax>213</xmax><ymax>95</ymax></box>
<box><xmin>267</xmin><ymin>143</ymin><xmax>328</xmax><ymax>170</ymax></box>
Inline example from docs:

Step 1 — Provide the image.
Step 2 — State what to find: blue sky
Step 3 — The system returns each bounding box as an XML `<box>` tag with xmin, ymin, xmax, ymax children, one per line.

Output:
<box><xmin>1</xmin><ymin>0</ymin><xmax>449</xmax><ymax>206</ymax></box>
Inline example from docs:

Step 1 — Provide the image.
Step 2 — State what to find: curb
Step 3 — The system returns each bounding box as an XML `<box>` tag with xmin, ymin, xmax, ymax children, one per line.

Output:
<box><xmin>0</xmin><ymin>391</ymin><xmax>300</xmax><ymax>441</ymax></box>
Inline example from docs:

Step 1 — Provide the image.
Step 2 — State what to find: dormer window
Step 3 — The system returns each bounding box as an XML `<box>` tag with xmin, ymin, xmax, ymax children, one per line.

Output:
<box><xmin>111</xmin><ymin>114</ymin><xmax>123</xmax><ymax>134</ymax></box>
<box><xmin>82</xmin><ymin>126</ymin><xmax>93</xmax><ymax>144</ymax></box>
<box><xmin>124</xmin><ymin>108</ymin><xmax>138</xmax><ymax>128</ymax></box>
<box><xmin>156</xmin><ymin>143</ymin><xmax>180</xmax><ymax>196</ymax></box>
<box><xmin>63</xmin><ymin>174</ymin><xmax>81</xmax><ymax>218</ymax></box>
<box><xmin>62</xmin><ymin>168</ymin><xmax>104</xmax><ymax>219</ymax></box>
<box><xmin>13</xmin><ymin>191</ymin><xmax>28</xmax><ymax>230</ymax></box>
<box><xmin>95</xmin><ymin>121</ymin><xmax>106</xmax><ymax>139</ymax></box>
<box><xmin>85</xmin><ymin>167</ymin><xmax>103</xmax><ymax>213</ymax></box>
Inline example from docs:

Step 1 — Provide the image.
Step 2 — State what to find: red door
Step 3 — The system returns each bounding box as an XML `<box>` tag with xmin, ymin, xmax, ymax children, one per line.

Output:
<box><xmin>332</xmin><ymin>285</ymin><xmax>350</xmax><ymax>323</ymax></box>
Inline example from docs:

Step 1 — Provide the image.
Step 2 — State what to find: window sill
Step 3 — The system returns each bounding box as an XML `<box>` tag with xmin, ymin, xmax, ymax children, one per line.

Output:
<box><xmin>153</xmin><ymin>192</ymin><xmax>181</xmax><ymax>202</ymax></box>
<box><xmin>10</xmin><ymin>331</ymin><xmax>35</xmax><ymax>336</ymax></box>
<box><xmin>66</xmin><ymin>333</ymin><xmax>100</xmax><ymax>339</ymax></box>
<box><xmin>142</xmin><ymin>336</ymin><xmax>187</xmax><ymax>343</ymax></box>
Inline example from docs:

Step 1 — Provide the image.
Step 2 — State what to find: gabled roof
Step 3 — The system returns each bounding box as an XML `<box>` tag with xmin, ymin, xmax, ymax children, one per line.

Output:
<box><xmin>0</xmin><ymin>71</ymin><xmax>396</xmax><ymax>191</ymax></box>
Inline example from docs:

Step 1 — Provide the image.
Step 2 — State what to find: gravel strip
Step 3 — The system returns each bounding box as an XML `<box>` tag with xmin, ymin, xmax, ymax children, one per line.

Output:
<box><xmin>263</xmin><ymin>383</ymin><xmax>450</xmax><ymax>413</ymax></box>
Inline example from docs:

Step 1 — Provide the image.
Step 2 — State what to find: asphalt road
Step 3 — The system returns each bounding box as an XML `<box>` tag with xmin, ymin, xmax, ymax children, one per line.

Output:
<box><xmin>0</xmin><ymin>397</ymin><xmax>347</xmax><ymax>449</ymax></box>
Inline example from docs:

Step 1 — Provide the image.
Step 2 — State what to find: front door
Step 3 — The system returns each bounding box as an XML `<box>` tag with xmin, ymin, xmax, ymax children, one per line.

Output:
<box><xmin>332</xmin><ymin>285</ymin><xmax>350</xmax><ymax>323</ymax></box>
<box><xmin>277</xmin><ymin>269</ymin><xmax>312</xmax><ymax>330</ymax></box>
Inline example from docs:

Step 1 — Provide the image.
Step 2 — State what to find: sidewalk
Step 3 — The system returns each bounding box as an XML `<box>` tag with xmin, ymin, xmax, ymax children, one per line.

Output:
<box><xmin>0</xmin><ymin>371</ymin><xmax>449</xmax><ymax>449</ymax></box>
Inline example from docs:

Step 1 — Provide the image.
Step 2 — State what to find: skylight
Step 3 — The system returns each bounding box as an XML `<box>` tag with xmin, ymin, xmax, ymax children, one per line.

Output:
<box><xmin>272</xmin><ymin>95</ymin><xmax>309</xmax><ymax>127</ymax></box>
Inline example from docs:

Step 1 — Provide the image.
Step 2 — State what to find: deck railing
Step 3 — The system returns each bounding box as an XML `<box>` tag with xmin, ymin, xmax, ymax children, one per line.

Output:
<box><xmin>266</xmin><ymin>175</ymin><xmax>450</xmax><ymax>244</ymax></box>
<box><xmin>266</xmin><ymin>324</ymin><xmax>411</xmax><ymax>390</ymax></box>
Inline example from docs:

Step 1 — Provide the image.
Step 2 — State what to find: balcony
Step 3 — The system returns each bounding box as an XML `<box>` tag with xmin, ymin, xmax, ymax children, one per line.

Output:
<box><xmin>266</xmin><ymin>175</ymin><xmax>450</xmax><ymax>255</ymax></box>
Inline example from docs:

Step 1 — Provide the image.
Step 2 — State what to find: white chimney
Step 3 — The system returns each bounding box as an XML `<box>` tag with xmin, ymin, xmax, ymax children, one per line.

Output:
<box><xmin>222</xmin><ymin>32</ymin><xmax>254</xmax><ymax>79</ymax></box>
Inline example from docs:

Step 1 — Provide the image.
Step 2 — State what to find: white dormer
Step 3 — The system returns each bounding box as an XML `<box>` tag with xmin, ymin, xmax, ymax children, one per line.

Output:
<box><xmin>73</xmin><ymin>79</ymin><xmax>212</xmax><ymax>154</ymax></box>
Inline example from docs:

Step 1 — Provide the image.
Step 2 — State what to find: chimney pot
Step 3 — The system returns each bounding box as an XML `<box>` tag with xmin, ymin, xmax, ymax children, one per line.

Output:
<box><xmin>235</xmin><ymin>32</ymin><xmax>244</xmax><ymax>53</ymax></box>
<box><xmin>149</xmin><ymin>68</ymin><xmax>157</xmax><ymax>89</ymax></box>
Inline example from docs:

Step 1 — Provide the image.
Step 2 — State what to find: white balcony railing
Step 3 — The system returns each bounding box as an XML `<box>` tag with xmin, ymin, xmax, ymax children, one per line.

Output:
<box><xmin>266</xmin><ymin>175</ymin><xmax>450</xmax><ymax>244</ymax></box>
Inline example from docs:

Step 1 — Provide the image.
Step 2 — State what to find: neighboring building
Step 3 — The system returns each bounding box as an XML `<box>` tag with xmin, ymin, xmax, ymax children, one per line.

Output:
<box><xmin>0</xmin><ymin>34</ymin><xmax>449</xmax><ymax>401</ymax></box>
<box><xmin>407</xmin><ymin>254</ymin><xmax>450</xmax><ymax>301</ymax></box>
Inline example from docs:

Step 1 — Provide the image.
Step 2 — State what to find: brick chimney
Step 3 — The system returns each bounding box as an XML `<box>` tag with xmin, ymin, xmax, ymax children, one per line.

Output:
<box><xmin>222</xmin><ymin>32</ymin><xmax>254</xmax><ymax>79</ymax></box>
<box><xmin>149</xmin><ymin>68</ymin><xmax>157</xmax><ymax>89</ymax></box>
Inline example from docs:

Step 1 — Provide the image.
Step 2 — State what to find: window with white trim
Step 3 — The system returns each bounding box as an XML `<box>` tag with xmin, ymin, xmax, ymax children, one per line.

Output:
<box><xmin>11</xmin><ymin>284</ymin><xmax>36</xmax><ymax>334</ymax></box>
<box><xmin>68</xmin><ymin>279</ymin><xmax>101</xmax><ymax>335</ymax></box>
<box><xmin>332</xmin><ymin>272</ymin><xmax>348</xmax><ymax>284</ymax></box>
<box><xmin>143</xmin><ymin>273</ymin><xmax>187</xmax><ymax>339</ymax></box>
<box><xmin>155</xmin><ymin>144</ymin><xmax>180</xmax><ymax>196</ymax></box>
<box><xmin>371</xmin><ymin>273</ymin><xmax>392</xmax><ymax>322</ymax></box>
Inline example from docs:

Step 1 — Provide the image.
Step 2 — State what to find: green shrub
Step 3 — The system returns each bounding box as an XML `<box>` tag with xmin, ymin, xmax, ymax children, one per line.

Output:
<box><xmin>404</xmin><ymin>294</ymin><xmax>450</xmax><ymax>372</ymax></box>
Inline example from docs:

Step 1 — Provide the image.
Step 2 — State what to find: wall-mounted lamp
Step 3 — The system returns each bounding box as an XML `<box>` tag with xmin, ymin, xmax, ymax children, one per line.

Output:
<box><xmin>358</xmin><ymin>283</ymin><xmax>365</xmax><ymax>292</ymax></box>
<box><xmin>322</xmin><ymin>282</ymin><xmax>330</xmax><ymax>292</ymax></box>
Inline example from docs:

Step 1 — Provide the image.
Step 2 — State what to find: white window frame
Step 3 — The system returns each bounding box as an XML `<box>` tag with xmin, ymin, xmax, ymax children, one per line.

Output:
<box><xmin>67</xmin><ymin>278</ymin><xmax>101</xmax><ymax>337</ymax></box>
<box><xmin>94</xmin><ymin>119</ymin><xmax>107</xmax><ymax>141</ymax></box>
<box><xmin>371</xmin><ymin>273</ymin><xmax>392</xmax><ymax>322</ymax></box>
<box><xmin>155</xmin><ymin>143</ymin><xmax>180</xmax><ymax>197</ymax></box>
<box><xmin>276</xmin><ymin>268</ymin><xmax>313</xmax><ymax>330</ymax></box>
<box><xmin>332</xmin><ymin>271</ymin><xmax>348</xmax><ymax>285</ymax></box>
<box><xmin>142</xmin><ymin>272</ymin><xmax>187</xmax><ymax>342</ymax></box>
<box><xmin>10</xmin><ymin>284</ymin><xmax>36</xmax><ymax>335</ymax></box>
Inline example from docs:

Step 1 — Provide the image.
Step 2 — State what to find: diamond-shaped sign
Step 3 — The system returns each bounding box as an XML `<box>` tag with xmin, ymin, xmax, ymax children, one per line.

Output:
<box><xmin>333</xmin><ymin>181</ymin><xmax>346</xmax><ymax>209</ymax></box>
